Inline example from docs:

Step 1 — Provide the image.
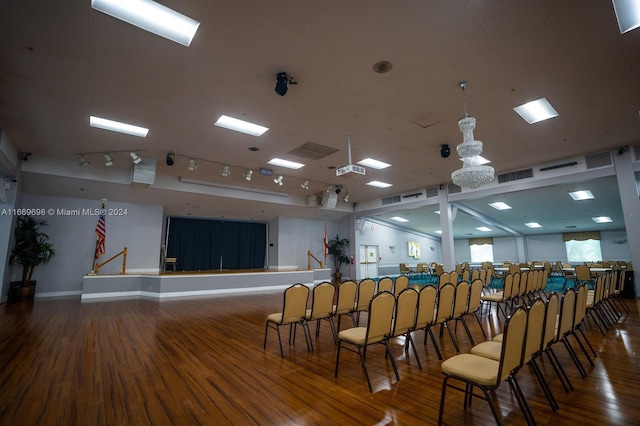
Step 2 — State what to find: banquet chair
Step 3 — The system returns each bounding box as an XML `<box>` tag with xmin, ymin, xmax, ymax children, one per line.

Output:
<box><xmin>304</xmin><ymin>282</ymin><xmax>337</xmax><ymax>347</ymax></box>
<box><xmin>331</xmin><ymin>280</ymin><xmax>358</xmax><ymax>332</ymax></box>
<box><xmin>431</xmin><ymin>263</ymin><xmax>444</xmax><ymax>284</ymax></box>
<box><xmin>481</xmin><ymin>273</ymin><xmax>514</xmax><ymax>319</ymax></box>
<box><xmin>461</xmin><ymin>278</ymin><xmax>487</xmax><ymax>340</ymax></box>
<box><xmin>377</xmin><ymin>276</ymin><xmax>394</xmax><ymax>293</ymax></box>
<box><xmin>393</xmin><ymin>274</ymin><xmax>409</xmax><ymax>295</ymax></box>
<box><xmin>570</xmin><ymin>283</ymin><xmax>597</xmax><ymax>365</ymax></box>
<box><xmin>354</xmin><ymin>278</ymin><xmax>376</xmax><ymax>326</ymax></box>
<box><xmin>431</xmin><ymin>283</ymin><xmax>456</xmax><ymax>359</ymax></box>
<box><xmin>335</xmin><ymin>291</ymin><xmax>398</xmax><ymax>393</ymax></box>
<box><xmin>575</xmin><ymin>265</ymin><xmax>594</xmax><ymax>288</ymax></box>
<box><xmin>413</xmin><ymin>285</ymin><xmax>439</xmax><ymax>359</ymax></box>
<box><xmin>447</xmin><ymin>280</ymin><xmax>471</xmax><ymax>349</ymax></box>
<box><xmin>562</xmin><ymin>264</ymin><xmax>576</xmax><ymax>289</ymax></box>
<box><xmin>438</xmin><ymin>306</ymin><xmax>530</xmax><ymax>425</ymax></box>
<box><xmin>264</xmin><ymin>284</ymin><xmax>311</xmax><ymax>357</ymax></box>
<box><xmin>399</xmin><ymin>263</ymin><xmax>411</xmax><ymax>276</ymax></box>
<box><xmin>389</xmin><ymin>288</ymin><xmax>421</xmax><ymax>370</ymax></box>
<box><xmin>438</xmin><ymin>272</ymin><xmax>451</xmax><ymax>288</ymax></box>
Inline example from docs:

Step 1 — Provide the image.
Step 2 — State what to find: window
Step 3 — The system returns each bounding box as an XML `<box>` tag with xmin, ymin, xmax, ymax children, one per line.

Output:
<box><xmin>470</xmin><ymin>244</ymin><xmax>494</xmax><ymax>263</ymax></box>
<box><xmin>565</xmin><ymin>239</ymin><xmax>602</xmax><ymax>263</ymax></box>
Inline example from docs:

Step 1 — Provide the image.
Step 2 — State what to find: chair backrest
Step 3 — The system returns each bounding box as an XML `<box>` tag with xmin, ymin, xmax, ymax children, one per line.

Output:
<box><xmin>355</xmin><ymin>278</ymin><xmax>376</xmax><ymax>311</ymax></box>
<box><xmin>541</xmin><ymin>292</ymin><xmax>560</xmax><ymax>350</ymax></box>
<box><xmin>497</xmin><ymin>306</ymin><xmax>528</xmax><ymax>383</ymax></box>
<box><xmin>575</xmin><ymin>265</ymin><xmax>591</xmax><ymax>281</ymax></box>
<box><xmin>365</xmin><ymin>291</ymin><xmax>396</xmax><ymax>344</ymax></box>
<box><xmin>523</xmin><ymin>298</ymin><xmax>546</xmax><ymax>364</ymax></box>
<box><xmin>509</xmin><ymin>264</ymin><xmax>521</xmax><ymax>274</ymax></box>
<box><xmin>394</xmin><ymin>275</ymin><xmax>409</xmax><ymax>295</ymax></box>
<box><xmin>510</xmin><ymin>273</ymin><xmax>521</xmax><ymax>300</ymax></box>
<box><xmin>449</xmin><ymin>271</ymin><xmax>459</xmax><ymax>285</ymax></box>
<box><xmin>309</xmin><ymin>282</ymin><xmax>336</xmax><ymax>320</ymax></box>
<box><xmin>573</xmin><ymin>283</ymin><xmax>588</xmax><ymax>328</ymax></box>
<box><xmin>334</xmin><ymin>280</ymin><xmax>357</xmax><ymax>315</ymax></box>
<box><xmin>526</xmin><ymin>270</ymin><xmax>537</xmax><ymax>294</ymax></box>
<box><xmin>518</xmin><ymin>271</ymin><xmax>528</xmax><ymax>297</ymax></box>
<box><xmin>471</xmin><ymin>269</ymin><xmax>480</xmax><ymax>281</ymax></box>
<box><xmin>455</xmin><ymin>263</ymin><xmax>463</xmax><ymax>274</ymax></box>
<box><xmin>557</xmin><ymin>288</ymin><xmax>576</xmax><ymax>338</ymax></box>
<box><xmin>377</xmin><ymin>277</ymin><xmax>393</xmax><ymax>293</ymax></box>
<box><xmin>467</xmin><ymin>278</ymin><xmax>484</xmax><ymax>313</ymax></box>
<box><xmin>502</xmin><ymin>273</ymin><xmax>514</xmax><ymax>300</ymax></box>
<box><xmin>461</xmin><ymin>270</ymin><xmax>470</xmax><ymax>283</ymax></box>
<box><xmin>438</xmin><ymin>271</ymin><xmax>451</xmax><ymax>287</ymax></box>
<box><xmin>391</xmin><ymin>288</ymin><xmax>419</xmax><ymax>337</ymax></box>
<box><xmin>399</xmin><ymin>263</ymin><xmax>410</xmax><ymax>274</ymax></box>
<box><xmin>452</xmin><ymin>281</ymin><xmax>470</xmax><ymax>318</ymax></box>
<box><xmin>416</xmin><ymin>262</ymin><xmax>429</xmax><ymax>274</ymax></box>
<box><xmin>282</xmin><ymin>284</ymin><xmax>310</xmax><ymax>323</ymax></box>
<box><xmin>415</xmin><ymin>285</ymin><xmax>437</xmax><ymax>329</ymax></box>
<box><xmin>434</xmin><ymin>283</ymin><xmax>455</xmax><ymax>324</ymax></box>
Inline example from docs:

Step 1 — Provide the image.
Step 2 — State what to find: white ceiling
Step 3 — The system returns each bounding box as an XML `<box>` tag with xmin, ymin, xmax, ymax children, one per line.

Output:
<box><xmin>0</xmin><ymin>1</ymin><xmax>638</xmax><ymax>238</ymax></box>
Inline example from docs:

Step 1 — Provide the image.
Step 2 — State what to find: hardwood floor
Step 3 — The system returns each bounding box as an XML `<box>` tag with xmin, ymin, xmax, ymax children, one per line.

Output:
<box><xmin>1</xmin><ymin>290</ymin><xmax>639</xmax><ymax>425</ymax></box>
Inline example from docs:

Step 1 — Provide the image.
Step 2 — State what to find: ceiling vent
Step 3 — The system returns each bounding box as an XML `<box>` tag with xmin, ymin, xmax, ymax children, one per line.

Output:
<box><xmin>426</xmin><ymin>187</ymin><xmax>439</xmax><ymax>198</ymax></box>
<box><xmin>585</xmin><ymin>151</ymin><xmax>612</xmax><ymax>169</ymax></box>
<box><xmin>447</xmin><ymin>184</ymin><xmax>462</xmax><ymax>194</ymax></box>
<box><xmin>288</xmin><ymin>142</ymin><xmax>339</xmax><ymax>160</ymax></box>
<box><xmin>497</xmin><ymin>168</ymin><xmax>533</xmax><ymax>183</ymax></box>
<box><xmin>539</xmin><ymin>162</ymin><xmax>578</xmax><ymax>172</ymax></box>
<box><xmin>381</xmin><ymin>195</ymin><xmax>401</xmax><ymax>205</ymax></box>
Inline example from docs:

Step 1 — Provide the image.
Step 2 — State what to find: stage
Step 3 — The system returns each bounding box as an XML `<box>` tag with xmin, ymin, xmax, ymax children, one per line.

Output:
<box><xmin>81</xmin><ymin>268</ymin><xmax>332</xmax><ymax>301</ymax></box>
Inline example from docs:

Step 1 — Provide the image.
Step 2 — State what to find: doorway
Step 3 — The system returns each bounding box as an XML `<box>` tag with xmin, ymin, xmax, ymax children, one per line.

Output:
<box><xmin>359</xmin><ymin>245</ymin><xmax>379</xmax><ymax>278</ymax></box>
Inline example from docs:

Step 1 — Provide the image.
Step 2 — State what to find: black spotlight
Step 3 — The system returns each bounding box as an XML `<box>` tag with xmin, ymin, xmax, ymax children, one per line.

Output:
<box><xmin>275</xmin><ymin>72</ymin><xmax>296</xmax><ymax>96</ymax></box>
<box><xmin>335</xmin><ymin>185</ymin><xmax>342</xmax><ymax>195</ymax></box>
<box><xmin>166</xmin><ymin>152</ymin><xmax>175</xmax><ymax>166</ymax></box>
<box><xmin>440</xmin><ymin>144</ymin><xmax>450</xmax><ymax>158</ymax></box>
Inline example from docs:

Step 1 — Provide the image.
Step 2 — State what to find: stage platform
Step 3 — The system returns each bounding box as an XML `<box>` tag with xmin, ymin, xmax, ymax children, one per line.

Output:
<box><xmin>82</xmin><ymin>268</ymin><xmax>332</xmax><ymax>301</ymax></box>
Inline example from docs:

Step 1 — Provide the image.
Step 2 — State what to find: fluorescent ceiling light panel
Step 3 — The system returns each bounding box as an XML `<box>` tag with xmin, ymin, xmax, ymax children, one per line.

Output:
<box><xmin>489</xmin><ymin>201</ymin><xmax>512</xmax><ymax>210</ymax></box>
<box><xmin>569</xmin><ymin>190</ymin><xmax>594</xmax><ymax>201</ymax></box>
<box><xmin>366</xmin><ymin>181</ymin><xmax>392</xmax><ymax>188</ymax></box>
<box><xmin>90</xmin><ymin>116</ymin><xmax>148</xmax><ymax>137</ymax></box>
<box><xmin>214</xmin><ymin>115</ymin><xmax>269</xmax><ymax>136</ymax></box>
<box><xmin>267</xmin><ymin>158</ymin><xmax>305</xmax><ymax>169</ymax></box>
<box><xmin>592</xmin><ymin>216</ymin><xmax>613</xmax><ymax>223</ymax></box>
<box><xmin>612</xmin><ymin>0</ymin><xmax>640</xmax><ymax>34</ymax></box>
<box><xmin>476</xmin><ymin>227</ymin><xmax>492</xmax><ymax>232</ymax></box>
<box><xmin>390</xmin><ymin>216</ymin><xmax>409</xmax><ymax>223</ymax></box>
<box><xmin>513</xmin><ymin>98</ymin><xmax>559</xmax><ymax>124</ymax></box>
<box><xmin>357</xmin><ymin>158</ymin><xmax>391</xmax><ymax>169</ymax></box>
<box><xmin>524</xmin><ymin>222</ymin><xmax>542</xmax><ymax>228</ymax></box>
<box><xmin>91</xmin><ymin>0</ymin><xmax>200</xmax><ymax>46</ymax></box>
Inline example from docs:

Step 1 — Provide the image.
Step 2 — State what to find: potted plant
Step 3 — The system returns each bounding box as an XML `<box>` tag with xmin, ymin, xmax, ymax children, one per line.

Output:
<box><xmin>9</xmin><ymin>215</ymin><xmax>55</xmax><ymax>301</ymax></box>
<box><xmin>327</xmin><ymin>234</ymin><xmax>349</xmax><ymax>283</ymax></box>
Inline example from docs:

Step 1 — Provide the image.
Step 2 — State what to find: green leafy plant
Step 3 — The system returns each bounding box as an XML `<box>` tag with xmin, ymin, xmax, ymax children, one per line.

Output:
<box><xmin>327</xmin><ymin>234</ymin><xmax>349</xmax><ymax>274</ymax></box>
<box><xmin>11</xmin><ymin>215</ymin><xmax>55</xmax><ymax>286</ymax></box>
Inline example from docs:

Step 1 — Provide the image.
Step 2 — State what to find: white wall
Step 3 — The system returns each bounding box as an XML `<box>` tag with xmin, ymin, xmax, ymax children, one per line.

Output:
<box><xmin>15</xmin><ymin>194</ymin><xmax>164</xmax><ymax>296</ymax></box>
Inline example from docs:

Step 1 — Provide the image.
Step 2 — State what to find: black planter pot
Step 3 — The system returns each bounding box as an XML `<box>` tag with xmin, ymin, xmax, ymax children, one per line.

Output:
<box><xmin>8</xmin><ymin>281</ymin><xmax>36</xmax><ymax>302</ymax></box>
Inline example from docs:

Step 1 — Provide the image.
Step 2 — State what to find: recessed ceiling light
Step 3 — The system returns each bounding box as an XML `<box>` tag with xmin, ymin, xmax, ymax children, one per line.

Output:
<box><xmin>476</xmin><ymin>226</ymin><xmax>492</xmax><ymax>232</ymax></box>
<box><xmin>366</xmin><ymin>181</ymin><xmax>392</xmax><ymax>188</ymax></box>
<box><xmin>357</xmin><ymin>158</ymin><xmax>391</xmax><ymax>169</ymax></box>
<box><xmin>90</xmin><ymin>116</ymin><xmax>148</xmax><ymax>137</ymax></box>
<box><xmin>489</xmin><ymin>201</ymin><xmax>512</xmax><ymax>210</ymax></box>
<box><xmin>524</xmin><ymin>222</ymin><xmax>542</xmax><ymax>228</ymax></box>
<box><xmin>91</xmin><ymin>0</ymin><xmax>201</xmax><ymax>46</ymax></box>
<box><xmin>569</xmin><ymin>190</ymin><xmax>594</xmax><ymax>201</ymax></box>
<box><xmin>592</xmin><ymin>216</ymin><xmax>613</xmax><ymax>223</ymax></box>
<box><xmin>513</xmin><ymin>98</ymin><xmax>559</xmax><ymax>124</ymax></box>
<box><xmin>612</xmin><ymin>0</ymin><xmax>640</xmax><ymax>34</ymax></box>
<box><xmin>267</xmin><ymin>158</ymin><xmax>305</xmax><ymax>169</ymax></box>
<box><xmin>390</xmin><ymin>216</ymin><xmax>409</xmax><ymax>223</ymax></box>
<box><xmin>214</xmin><ymin>115</ymin><xmax>269</xmax><ymax>137</ymax></box>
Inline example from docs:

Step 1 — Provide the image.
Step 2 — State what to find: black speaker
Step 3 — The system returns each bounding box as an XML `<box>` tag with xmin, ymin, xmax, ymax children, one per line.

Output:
<box><xmin>166</xmin><ymin>152</ymin><xmax>174</xmax><ymax>166</ymax></box>
<box><xmin>275</xmin><ymin>72</ymin><xmax>289</xmax><ymax>96</ymax></box>
<box><xmin>440</xmin><ymin>144</ymin><xmax>450</xmax><ymax>158</ymax></box>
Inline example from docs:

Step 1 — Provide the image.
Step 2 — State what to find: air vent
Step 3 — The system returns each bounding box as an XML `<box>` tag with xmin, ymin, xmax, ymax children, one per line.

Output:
<box><xmin>498</xmin><ymin>168</ymin><xmax>533</xmax><ymax>183</ymax></box>
<box><xmin>288</xmin><ymin>142</ymin><xmax>339</xmax><ymax>160</ymax></box>
<box><xmin>539</xmin><ymin>162</ymin><xmax>577</xmax><ymax>172</ymax></box>
<box><xmin>382</xmin><ymin>195</ymin><xmax>401</xmax><ymax>205</ymax></box>
<box><xmin>585</xmin><ymin>152</ymin><xmax>612</xmax><ymax>169</ymax></box>
<box><xmin>447</xmin><ymin>184</ymin><xmax>461</xmax><ymax>194</ymax></box>
<box><xmin>426</xmin><ymin>187</ymin><xmax>438</xmax><ymax>198</ymax></box>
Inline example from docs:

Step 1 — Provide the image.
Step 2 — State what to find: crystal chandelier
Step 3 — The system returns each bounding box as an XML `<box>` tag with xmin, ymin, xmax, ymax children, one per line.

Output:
<box><xmin>451</xmin><ymin>81</ymin><xmax>495</xmax><ymax>189</ymax></box>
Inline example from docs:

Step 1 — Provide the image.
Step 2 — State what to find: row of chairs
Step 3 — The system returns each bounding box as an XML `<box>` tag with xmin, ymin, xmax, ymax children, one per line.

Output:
<box><xmin>439</xmin><ymin>282</ymin><xmax>600</xmax><ymax>425</ymax></box>
<box><xmin>481</xmin><ymin>269</ymin><xmax>549</xmax><ymax>318</ymax></box>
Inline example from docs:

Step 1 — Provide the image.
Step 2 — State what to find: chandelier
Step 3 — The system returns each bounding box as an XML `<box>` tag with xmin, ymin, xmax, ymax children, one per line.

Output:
<box><xmin>451</xmin><ymin>81</ymin><xmax>495</xmax><ymax>189</ymax></box>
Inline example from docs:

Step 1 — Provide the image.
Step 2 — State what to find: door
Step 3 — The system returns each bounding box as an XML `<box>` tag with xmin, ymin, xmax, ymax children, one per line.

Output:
<box><xmin>359</xmin><ymin>245</ymin><xmax>379</xmax><ymax>278</ymax></box>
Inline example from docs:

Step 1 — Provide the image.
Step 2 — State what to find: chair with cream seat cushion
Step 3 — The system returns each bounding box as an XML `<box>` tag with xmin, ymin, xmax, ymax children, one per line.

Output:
<box><xmin>393</xmin><ymin>274</ymin><xmax>409</xmax><ymax>296</ymax></box>
<box><xmin>331</xmin><ymin>280</ymin><xmax>358</xmax><ymax>333</ymax></box>
<box><xmin>264</xmin><ymin>283</ymin><xmax>311</xmax><ymax>357</ymax></box>
<box><xmin>304</xmin><ymin>282</ymin><xmax>336</xmax><ymax>347</ymax></box>
<box><xmin>354</xmin><ymin>278</ymin><xmax>376</xmax><ymax>326</ymax></box>
<box><xmin>389</xmin><ymin>288</ymin><xmax>421</xmax><ymax>370</ymax></box>
<box><xmin>377</xmin><ymin>276</ymin><xmax>394</xmax><ymax>293</ymax></box>
<box><xmin>438</xmin><ymin>306</ymin><xmax>531</xmax><ymax>425</ymax></box>
<box><xmin>335</xmin><ymin>291</ymin><xmax>398</xmax><ymax>393</ymax></box>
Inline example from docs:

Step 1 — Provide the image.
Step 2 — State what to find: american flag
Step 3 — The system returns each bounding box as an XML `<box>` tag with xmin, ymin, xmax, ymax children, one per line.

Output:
<box><xmin>95</xmin><ymin>211</ymin><xmax>106</xmax><ymax>259</ymax></box>
<box><xmin>323</xmin><ymin>222</ymin><xmax>328</xmax><ymax>259</ymax></box>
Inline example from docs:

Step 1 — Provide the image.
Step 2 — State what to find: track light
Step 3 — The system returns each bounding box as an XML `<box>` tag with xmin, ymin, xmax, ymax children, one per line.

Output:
<box><xmin>343</xmin><ymin>194</ymin><xmax>350</xmax><ymax>202</ymax></box>
<box><xmin>130</xmin><ymin>152</ymin><xmax>142</xmax><ymax>164</ymax></box>
<box><xmin>274</xmin><ymin>175</ymin><xmax>283</xmax><ymax>185</ymax></box>
<box><xmin>245</xmin><ymin>169</ymin><xmax>253</xmax><ymax>181</ymax></box>
<box><xmin>335</xmin><ymin>184</ymin><xmax>342</xmax><ymax>195</ymax></box>
<box><xmin>275</xmin><ymin>72</ymin><xmax>297</xmax><ymax>96</ymax></box>
<box><xmin>104</xmin><ymin>154</ymin><xmax>113</xmax><ymax>167</ymax></box>
<box><xmin>301</xmin><ymin>180</ymin><xmax>309</xmax><ymax>190</ymax></box>
<box><xmin>221</xmin><ymin>165</ymin><xmax>230</xmax><ymax>176</ymax></box>
<box><xmin>188</xmin><ymin>158</ymin><xmax>198</xmax><ymax>171</ymax></box>
<box><xmin>79</xmin><ymin>155</ymin><xmax>90</xmax><ymax>167</ymax></box>
<box><xmin>440</xmin><ymin>144</ymin><xmax>450</xmax><ymax>158</ymax></box>
<box><xmin>166</xmin><ymin>152</ymin><xmax>174</xmax><ymax>166</ymax></box>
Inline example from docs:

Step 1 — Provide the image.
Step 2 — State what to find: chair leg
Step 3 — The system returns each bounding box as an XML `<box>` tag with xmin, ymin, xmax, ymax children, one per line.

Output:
<box><xmin>406</xmin><ymin>332</ymin><xmax>423</xmax><ymax>370</ymax></box>
<box><xmin>561</xmin><ymin>337</ymin><xmax>587</xmax><ymax>378</ymax></box>
<box><xmin>473</xmin><ymin>312</ymin><xmax>487</xmax><ymax>339</ymax></box>
<box><xmin>425</xmin><ymin>326</ymin><xmax>443</xmax><ymax>360</ymax></box>
<box><xmin>509</xmin><ymin>375</ymin><xmax>537</xmax><ymax>426</ymax></box>
<box><xmin>570</xmin><ymin>331</ymin><xmax>594</xmax><ymax>367</ymax></box>
<box><xmin>546</xmin><ymin>347</ymin><xmax>573</xmax><ymax>392</ymax></box>
<box><xmin>530</xmin><ymin>359</ymin><xmax>559</xmax><ymax>411</ymax></box>
<box><xmin>444</xmin><ymin>321</ymin><xmax>461</xmax><ymax>352</ymax></box>
<box><xmin>385</xmin><ymin>339</ymin><xmax>400</xmax><ymax>381</ymax></box>
<box><xmin>357</xmin><ymin>346</ymin><xmax>373</xmax><ymax>393</ymax></box>
<box><xmin>577</xmin><ymin>324</ymin><xmax>597</xmax><ymax>358</ymax></box>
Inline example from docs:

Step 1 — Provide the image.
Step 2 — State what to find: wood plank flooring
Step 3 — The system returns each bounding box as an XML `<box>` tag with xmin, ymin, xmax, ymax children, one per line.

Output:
<box><xmin>1</xmin><ymin>290</ymin><xmax>639</xmax><ymax>425</ymax></box>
